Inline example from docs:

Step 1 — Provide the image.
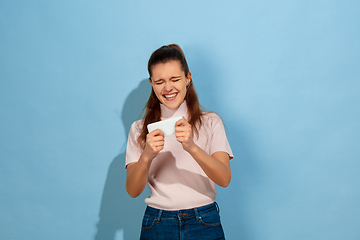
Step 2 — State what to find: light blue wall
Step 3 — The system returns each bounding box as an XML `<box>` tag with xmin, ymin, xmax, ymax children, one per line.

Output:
<box><xmin>1</xmin><ymin>1</ymin><xmax>359</xmax><ymax>239</ymax></box>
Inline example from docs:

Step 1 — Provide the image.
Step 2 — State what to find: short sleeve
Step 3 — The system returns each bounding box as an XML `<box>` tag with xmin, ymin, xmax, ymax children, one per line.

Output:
<box><xmin>125</xmin><ymin>120</ymin><xmax>143</xmax><ymax>168</ymax></box>
<box><xmin>207</xmin><ymin>113</ymin><xmax>234</xmax><ymax>160</ymax></box>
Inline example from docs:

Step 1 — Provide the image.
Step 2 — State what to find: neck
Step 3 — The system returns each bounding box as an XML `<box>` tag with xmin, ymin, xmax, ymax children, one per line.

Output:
<box><xmin>160</xmin><ymin>101</ymin><xmax>187</xmax><ymax>119</ymax></box>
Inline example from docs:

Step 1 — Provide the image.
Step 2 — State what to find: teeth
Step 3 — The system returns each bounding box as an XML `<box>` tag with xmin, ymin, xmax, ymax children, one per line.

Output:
<box><xmin>165</xmin><ymin>93</ymin><xmax>177</xmax><ymax>98</ymax></box>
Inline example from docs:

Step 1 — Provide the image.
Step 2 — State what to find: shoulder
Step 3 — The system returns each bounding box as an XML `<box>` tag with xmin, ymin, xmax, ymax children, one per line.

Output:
<box><xmin>129</xmin><ymin>119</ymin><xmax>144</xmax><ymax>136</ymax></box>
<box><xmin>199</xmin><ymin>111</ymin><xmax>225</xmax><ymax>132</ymax></box>
<box><xmin>131</xmin><ymin>119</ymin><xmax>144</xmax><ymax>128</ymax></box>
<box><xmin>201</xmin><ymin>111</ymin><xmax>223</xmax><ymax>124</ymax></box>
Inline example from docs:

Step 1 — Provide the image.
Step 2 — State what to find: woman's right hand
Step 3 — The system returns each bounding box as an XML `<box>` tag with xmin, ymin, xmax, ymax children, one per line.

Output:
<box><xmin>143</xmin><ymin>129</ymin><xmax>164</xmax><ymax>161</ymax></box>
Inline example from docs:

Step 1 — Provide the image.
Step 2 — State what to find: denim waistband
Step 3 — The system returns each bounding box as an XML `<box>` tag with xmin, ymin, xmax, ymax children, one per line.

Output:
<box><xmin>144</xmin><ymin>202</ymin><xmax>219</xmax><ymax>222</ymax></box>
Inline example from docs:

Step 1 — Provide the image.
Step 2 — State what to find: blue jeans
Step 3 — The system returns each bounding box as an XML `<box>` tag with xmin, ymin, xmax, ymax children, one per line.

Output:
<box><xmin>140</xmin><ymin>202</ymin><xmax>225</xmax><ymax>240</ymax></box>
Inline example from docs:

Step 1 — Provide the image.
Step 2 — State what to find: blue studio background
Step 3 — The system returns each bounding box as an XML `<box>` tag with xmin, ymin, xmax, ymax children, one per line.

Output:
<box><xmin>1</xmin><ymin>1</ymin><xmax>359</xmax><ymax>240</ymax></box>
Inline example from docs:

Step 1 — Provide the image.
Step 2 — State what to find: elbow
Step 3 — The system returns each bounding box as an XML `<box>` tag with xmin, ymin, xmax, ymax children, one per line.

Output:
<box><xmin>129</xmin><ymin>193</ymin><xmax>139</xmax><ymax>198</ymax></box>
<box><xmin>126</xmin><ymin>184</ymin><xmax>138</xmax><ymax>198</ymax></box>
<box><xmin>220</xmin><ymin>180</ymin><xmax>231</xmax><ymax>188</ymax></box>
<box><xmin>218</xmin><ymin>175</ymin><xmax>231</xmax><ymax>188</ymax></box>
<box><xmin>126</xmin><ymin>182</ymin><xmax>143</xmax><ymax>198</ymax></box>
<box><xmin>126</xmin><ymin>188</ymin><xmax>140</xmax><ymax>198</ymax></box>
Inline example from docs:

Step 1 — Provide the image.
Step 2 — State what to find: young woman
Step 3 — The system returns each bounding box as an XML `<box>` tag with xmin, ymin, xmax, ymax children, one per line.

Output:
<box><xmin>125</xmin><ymin>44</ymin><xmax>233</xmax><ymax>240</ymax></box>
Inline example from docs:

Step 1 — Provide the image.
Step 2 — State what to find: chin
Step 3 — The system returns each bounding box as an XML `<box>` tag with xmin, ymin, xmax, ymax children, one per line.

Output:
<box><xmin>162</xmin><ymin>99</ymin><xmax>183</xmax><ymax>109</ymax></box>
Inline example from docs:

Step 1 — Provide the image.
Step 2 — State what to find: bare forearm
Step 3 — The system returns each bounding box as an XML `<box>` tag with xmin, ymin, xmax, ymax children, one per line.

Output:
<box><xmin>188</xmin><ymin>145</ymin><xmax>231</xmax><ymax>187</ymax></box>
<box><xmin>126</xmin><ymin>129</ymin><xmax>165</xmax><ymax>198</ymax></box>
<box><xmin>126</xmin><ymin>155</ymin><xmax>151</xmax><ymax>198</ymax></box>
<box><xmin>175</xmin><ymin>118</ymin><xmax>231</xmax><ymax>187</ymax></box>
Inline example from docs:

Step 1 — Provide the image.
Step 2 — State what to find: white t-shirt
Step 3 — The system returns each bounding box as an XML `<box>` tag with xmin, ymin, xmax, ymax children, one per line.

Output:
<box><xmin>126</xmin><ymin>101</ymin><xmax>233</xmax><ymax>210</ymax></box>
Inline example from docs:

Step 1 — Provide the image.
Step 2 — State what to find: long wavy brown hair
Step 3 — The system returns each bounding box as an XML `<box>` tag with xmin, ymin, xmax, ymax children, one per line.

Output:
<box><xmin>137</xmin><ymin>44</ymin><xmax>204</xmax><ymax>149</ymax></box>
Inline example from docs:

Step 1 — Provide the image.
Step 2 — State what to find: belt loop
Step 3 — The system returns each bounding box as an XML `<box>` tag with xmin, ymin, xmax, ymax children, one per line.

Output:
<box><xmin>214</xmin><ymin>202</ymin><xmax>220</xmax><ymax>213</ymax></box>
<box><xmin>157</xmin><ymin>210</ymin><xmax>163</xmax><ymax>223</ymax></box>
<box><xmin>194</xmin><ymin>208</ymin><xmax>200</xmax><ymax>221</ymax></box>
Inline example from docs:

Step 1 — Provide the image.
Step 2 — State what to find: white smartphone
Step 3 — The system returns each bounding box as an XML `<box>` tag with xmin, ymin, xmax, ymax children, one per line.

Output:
<box><xmin>147</xmin><ymin>116</ymin><xmax>183</xmax><ymax>137</ymax></box>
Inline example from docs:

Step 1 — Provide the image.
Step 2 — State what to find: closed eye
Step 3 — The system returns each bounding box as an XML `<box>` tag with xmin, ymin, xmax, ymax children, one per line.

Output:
<box><xmin>154</xmin><ymin>80</ymin><xmax>164</xmax><ymax>85</ymax></box>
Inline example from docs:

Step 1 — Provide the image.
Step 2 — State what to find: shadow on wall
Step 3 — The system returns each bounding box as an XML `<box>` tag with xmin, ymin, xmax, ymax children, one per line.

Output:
<box><xmin>94</xmin><ymin>79</ymin><xmax>151</xmax><ymax>240</ymax></box>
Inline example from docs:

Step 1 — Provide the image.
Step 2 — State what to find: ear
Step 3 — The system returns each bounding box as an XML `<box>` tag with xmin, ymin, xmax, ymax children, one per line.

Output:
<box><xmin>186</xmin><ymin>72</ymin><xmax>192</xmax><ymax>86</ymax></box>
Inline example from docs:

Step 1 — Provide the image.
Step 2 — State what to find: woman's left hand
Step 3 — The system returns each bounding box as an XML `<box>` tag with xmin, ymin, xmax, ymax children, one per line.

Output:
<box><xmin>175</xmin><ymin>117</ymin><xmax>195</xmax><ymax>152</ymax></box>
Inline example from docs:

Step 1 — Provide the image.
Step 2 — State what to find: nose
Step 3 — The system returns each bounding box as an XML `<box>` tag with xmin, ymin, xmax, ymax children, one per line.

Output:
<box><xmin>164</xmin><ymin>81</ymin><xmax>173</xmax><ymax>92</ymax></box>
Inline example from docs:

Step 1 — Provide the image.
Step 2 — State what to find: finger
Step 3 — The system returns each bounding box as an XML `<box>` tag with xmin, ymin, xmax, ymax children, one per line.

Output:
<box><xmin>175</xmin><ymin>126</ymin><xmax>185</xmax><ymax>133</ymax></box>
<box><xmin>148</xmin><ymin>140</ymin><xmax>164</xmax><ymax>150</ymax></box>
<box><xmin>150</xmin><ymin>135</ymin><xmax>165</xmax><ymax>142</ymax></box>
<box><xmin>149</xmin><ymin>129</ymin><xmax>164</xmax><ymax>136</ymax></box>
<box><xmin>175</xmin><ymin>126</ymin><xmax>192</xmax><ymax>138</ymax></box>
<box><xmin>175</xmin><ymin>125</ymin><xmax>191</xmax><ymax>131</ymax></box>
<box><xmin>176</xmin><ymin>134</ymin><xmax>190</xmax><ymax>141</ymax></box>
<box><xmin>175</xmin><ymin>117</ymin><xmax>186</xmax><ymax>126</ymax></box>
<box><xmin>148</xmin><ymin>137</ymin><xmax>164</xmax><ymax>146</ymax></box>
<box><xmin>175</xmin><ymin>130</ymin><xmax>188</xmax><ymax>137</ymax></box>
<box><xmin>154</xmin><ymin>140</ymin><xmax>164</xmax><ymax>150</ymax></box>
<box><xmin>175</xmin><ymin>129</ymin><xmax>190</xmax><ymax>138</ymax></box>
<box><xmin>147</xmin><ymin>133</ymin><xmax>164</xmax><ymax>143</ymax></box>
<box><xmin>175</xmin><ymin>136</ymin><xmax>185</xmax><ymax>142</ymax></box>
<box><xmin>150</xmin><ymin>129</ymin><xmax>164</xmax><ymax>136</ymax></box>
<box><xmin>157</xmin><ymin>129</ymin><xmax>165</xmax><ymax>137</ymax></box>
<box><xmin>175</xmin><ymin>117</ymin><xmax>190</xmax><ymax>127</ymax></box>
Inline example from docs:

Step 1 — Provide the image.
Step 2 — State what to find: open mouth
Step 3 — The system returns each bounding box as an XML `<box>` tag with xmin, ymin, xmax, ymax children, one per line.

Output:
<box><xmin>163</xmin><ymin>93</ymin><xmax>178</xmax><ymax>101</ymax></box>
